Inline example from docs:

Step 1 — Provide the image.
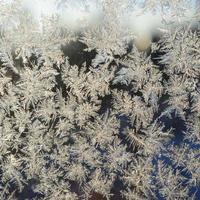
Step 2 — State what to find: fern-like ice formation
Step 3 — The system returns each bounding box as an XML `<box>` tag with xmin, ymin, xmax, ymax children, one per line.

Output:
<box><xmin>0</xmin><ymin>0</ymin><xmax>199</xmax><ymax>199</ymax></box>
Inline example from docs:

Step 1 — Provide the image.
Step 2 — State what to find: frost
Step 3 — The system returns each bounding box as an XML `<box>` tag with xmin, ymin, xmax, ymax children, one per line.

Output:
<box><xmin>0</xmin><ymin>0</ymin><xmax>200</xmax><ymax>199</ymax></box>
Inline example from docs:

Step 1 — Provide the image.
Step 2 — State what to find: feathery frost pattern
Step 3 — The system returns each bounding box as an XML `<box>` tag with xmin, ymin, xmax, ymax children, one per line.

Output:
<box><xmin>0</xmin><ymin>0</ymin><xmax>200</xmax><ymax>199</ymax></box>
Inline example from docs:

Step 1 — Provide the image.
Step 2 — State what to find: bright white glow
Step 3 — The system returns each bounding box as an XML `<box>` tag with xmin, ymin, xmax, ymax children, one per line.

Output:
<box><xmin>3</xmin><ymin>0</ymin><xmax>199</xmax><ymax>33</ymax></box>
<box><xmin>125</xmin><ymin>0</ymin><xmax>198</xmax><ymax>40</ymax></box>
<box><xmin>19</xmin><ymin>0</ymin><xmax>102</xmax><ymax>31</ymax></box>
<box><xmin>58</xmin><ymin>0</ymin><xmax>102</xmax><ymax>30</ymax></box>
<box><xmin>130</xmin><ymin>10</ymin><xmax>162</xmax><ymax>35</ymax></box>
<box><xmin>20</xmin><ymin>0</ymin><xmax>58</xmax><ymax>32</ymax></box>
<box><xmin>22</xmin><ymin>0</ymin><xmax>57</xmax><ymax>20</ymax></box>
